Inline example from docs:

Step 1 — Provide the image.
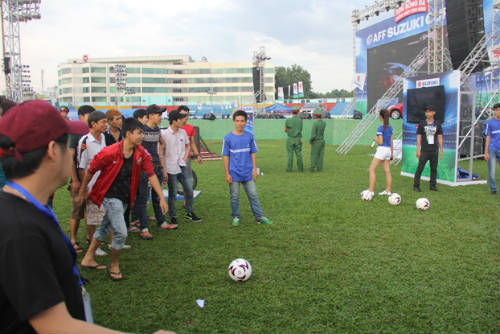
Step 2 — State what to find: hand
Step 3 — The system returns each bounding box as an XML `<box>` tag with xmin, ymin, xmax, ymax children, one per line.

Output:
<box><xmin>252</xmin><ymin>169</ymin><xmax>258</xmax><ymax>181</ymax></box>
<box><xmin>196</xmin><ymin>155</ymin><xmax>203</xmax><ymax>164</ymax></box>
<box><xmin>75</xmin><ymin>191</ymin><xmax>86</xmax><ymax>207</ymax></box>
<box><xmin>390</xmin><ymin>154</ymin><xmax>393</xmax><ymax>161</ymax></box>
<box><xmin>225</xmin><ymin>173</ymin><xmax>232</xmax><ymax>184</ymax></box>
<box><xmin>159</xmin><ymin>197</ymin><xmax>168</xmax><ymax>215</ymax></box>
<box><xmin>440</xmin><ymin>151</ymin><xmax>444</xmax><ymax>159</ymax></box>
<box><xmin>416</xmin><ymin>150</ymin><xmax>421</xmax><ymax>158</ymax></box>
<box><xmin>71</xmin><ymin>180</ymin><xmax>80</xmax><ymax>195</ymax></box>
<box><xmin>485</xmin><ymin>152</ymin><xmax>489</xmax><ymax>161</ymax></box>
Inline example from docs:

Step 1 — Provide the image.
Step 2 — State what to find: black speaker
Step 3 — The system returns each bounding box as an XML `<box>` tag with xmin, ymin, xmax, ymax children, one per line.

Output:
<box><xmin>446</xmin><ymin>0</ymin><xmax>486</xmax><ymax>71</ymax></box>
<box><xmin>252</xmin><ymin>67</ymin><xmax>264</xmax><ymax>103</ymax></box>
<box><xmin>3</xmin><ymin>57</ymin><xmax>10</xmax><ymax>74</ymax></box>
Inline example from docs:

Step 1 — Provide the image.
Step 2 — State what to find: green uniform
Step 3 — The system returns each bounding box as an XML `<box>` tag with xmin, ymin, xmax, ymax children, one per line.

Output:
<box><xmin>285</xmin><ymin>115</ymin><xmax>303</xmax><ymax>172</ymax></box>
<box><xmin>310</xmin><ymin>118</ymin><xmax>326</xmax><ymax>172</ymax></box>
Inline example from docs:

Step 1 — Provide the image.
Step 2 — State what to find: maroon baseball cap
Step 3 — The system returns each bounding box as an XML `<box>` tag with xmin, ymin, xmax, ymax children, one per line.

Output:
<box><xmin>0</xmin><ymin>100</ymin><xmax>89</xmax><ymax>161</ymax></box>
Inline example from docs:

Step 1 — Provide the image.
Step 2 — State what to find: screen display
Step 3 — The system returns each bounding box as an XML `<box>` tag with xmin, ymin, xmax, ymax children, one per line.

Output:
<box><xmin>406</xmin><ymin>85</ymin><xmax>445</xmax><ymax>123</ymax></box>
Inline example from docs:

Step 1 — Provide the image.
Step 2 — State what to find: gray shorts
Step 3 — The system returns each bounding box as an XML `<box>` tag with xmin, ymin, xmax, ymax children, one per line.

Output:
<box><xmin>86</xmin><ymin>201</ymin><xmax>105</xmax><ymax>226</ymax></box>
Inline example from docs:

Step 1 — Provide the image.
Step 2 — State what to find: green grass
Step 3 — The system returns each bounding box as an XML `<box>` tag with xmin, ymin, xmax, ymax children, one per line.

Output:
<box><xmin>53</xmin><ymin>140</ymin><xmax>500</xmax><ymax>334</ymax></box>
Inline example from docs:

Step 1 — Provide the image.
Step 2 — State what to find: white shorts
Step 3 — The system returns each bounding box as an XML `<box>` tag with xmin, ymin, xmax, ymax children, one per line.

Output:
<box><xmin>86</xmin><ymin>201</ymin><xmax>105</xmax><ymax>226</ymax></box>
<box><xmin>374</xmin><ymin>146</ymin><xmax>392</xmax><ymax>160</ymax></box>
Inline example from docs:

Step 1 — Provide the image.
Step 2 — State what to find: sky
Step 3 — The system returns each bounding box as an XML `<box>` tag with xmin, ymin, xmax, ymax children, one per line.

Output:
<box><xmin>8</xmin><ymin>0</ymin><xmax>371</xmax><ymax>94</ymax></box>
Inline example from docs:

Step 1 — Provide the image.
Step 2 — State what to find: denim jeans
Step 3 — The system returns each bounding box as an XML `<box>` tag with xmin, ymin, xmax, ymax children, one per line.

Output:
<box><xmin>167</xmin><ymin>166</ymin><xmax>193</xmax><ymax>218</ymax></box>
<box><xmin>94</xmin><ymin>198</ymin><xmax>128</xmax><ymax>250</ymax></box>
<box><xmin>488</xmin><ymin>150</ymin><xmax>500</xmax><ymax>191</ymax></box>
<box><xmin>135</xmin><ymin>166</ymin><xmax>165</xmax><ymax>230</ymax></box>
<box><xmin>229</xmin><ymin>180</ymin><xmax>264</xmax><ymax>221</ymax></box>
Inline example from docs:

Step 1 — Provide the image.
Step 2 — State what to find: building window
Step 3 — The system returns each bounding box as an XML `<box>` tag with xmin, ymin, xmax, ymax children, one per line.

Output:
<box><xmin>83</xmin><ymin>97</ymin><xmax>90</xmax><ymax>102</ymax></box>
<box><xmin>82</xmin><ymin>77</ymin><xmax>90</xmax><ymax>83</ymax></box>
<box><xmin>264</xmin><ymin>68</ymin><xmax>274</xmax><ymax>73</ymax></box>
<box><xmin>91</xmin><ymin>67</ymin><xmax>106</xmax><ymax>73</ymax></box>
<box><xmin>126</xmin><ymin>67</ymin><xmax>140</xmax><ymax>73</ymax></box>
<box><xmin>83</xmin><ymin>87</ymin><xmax>90</xmax><ymax>93</ymax></box>
<box><xmin>126</xmin><ymin>77</ymin><xmax>141</xmax><ymax>83</ymax></box>
<box><xmin>142</xmin><ymin>87</ymin><xmax>167</xmax><ymax>93</ymax></box>
<box><xmin>61</xmin><ymin>77</ymin><xmax>72</xmax><ymax>84</ymax></box>
<box><xmin>91</xmin><ymin>87</ymin><xmax>106</xmax><ymax>93</ymax></box>
<box><xmin>142</xmin><ymin>77</ymin><xmax>167</xmax><ymax>84</ymax></box>
<box><xmin>142</xmin><ymin>68</ymin><xmax>167</xmax><ymax>74</ymax></box>
<box><xmin>61</xmin><ymin>68</ymin><xmax>72</xmax><ymax>75</ymax></box>
<box><xmin>82</xmin><ymin>67</ymin><xmax>90</xmax><ymax>73</ymax></box>
<box><xmin>173</xmin><ymin>97</ymin><xmax>184</xmax><ymax>102</ymax></box>
<box><xmin>91</xmin><ymin>97</ymin><xmax>106</xmax><ymax>103</ymax></box>
<box><xmin>91</xmin><ymin>76</ymin><xmax>106</xmax><ymax>83</ymax></box>
<box><xmin>62</xmin><ymin>87</ymin><xmax>72</xmax><ymax>94</ymax></box>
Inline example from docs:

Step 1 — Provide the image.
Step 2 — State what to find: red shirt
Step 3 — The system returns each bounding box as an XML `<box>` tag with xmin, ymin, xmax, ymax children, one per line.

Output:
<box><xmin>88</xmin><ymin>141</ymin><xmax>155</xmax><ymax>207</ymax></box>
<box><xmin>181</xmin><ymin>123</ymin><xmax>195</xmax><ymax>138</ymax></box>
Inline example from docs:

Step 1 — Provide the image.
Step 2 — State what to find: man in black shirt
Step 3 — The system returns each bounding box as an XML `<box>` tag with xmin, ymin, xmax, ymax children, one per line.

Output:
<box><xmin>413</xmin><ymin>106</ymin><xmax>444</xmax><ymax>192</ymax></box>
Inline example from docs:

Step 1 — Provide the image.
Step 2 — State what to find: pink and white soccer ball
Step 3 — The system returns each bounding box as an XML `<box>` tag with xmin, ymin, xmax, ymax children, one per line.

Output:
<box><xmin>416</xmin><ymin>198</ymin><xmax>430</xmax><ymax>210</ymax></box>
<box><xmin>360</xmin><ymin>190</ymin><xmax>373</xmax><ymax>201</ymax></box>
<box><xmin>388</xmin><ymin>193</ymin><xmax>401</xmax><ymax>205</ymax></box>
<box><xmin>228</xmin><ymin>258</ymin><xmax>252</xmax><ymax>282</ymax></box>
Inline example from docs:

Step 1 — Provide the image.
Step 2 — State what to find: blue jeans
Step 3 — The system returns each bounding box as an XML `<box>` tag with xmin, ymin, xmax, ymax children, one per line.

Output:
<box><xmin>94</xmin><ymin>198</ymin><xmax>128</xmax><ymax>250</ymax></box>
<box><xmin>135</xmin><ymin>166</ymin><xmax>165</xmax><ymax>229</ymax></box>
<box><xmin>229</xmin><ymin>180</ymin><xmax>264</xmax><ymax>221</ymax></box>
<box><xmin>167</xmin><ymin>166</ymin><xmax>193</xmax><ymax>218</ymax></box>
<box><xmin>488</xmin><ymin>150</ymin><xmax>500</xmax><ymax>191</ymax></box>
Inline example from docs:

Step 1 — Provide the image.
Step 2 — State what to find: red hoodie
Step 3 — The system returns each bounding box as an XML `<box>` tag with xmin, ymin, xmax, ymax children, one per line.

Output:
<box><xmin>88</xmin><ymin>141</ymin><xmax>155</xmax><ymax>207</ymax></box>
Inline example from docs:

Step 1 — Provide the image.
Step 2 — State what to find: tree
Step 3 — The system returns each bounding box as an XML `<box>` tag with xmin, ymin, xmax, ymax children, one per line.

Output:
<box><xmin>274</xmin><ymin>64</ymin><xmax>313</xmax><ymax>99</ymax></box>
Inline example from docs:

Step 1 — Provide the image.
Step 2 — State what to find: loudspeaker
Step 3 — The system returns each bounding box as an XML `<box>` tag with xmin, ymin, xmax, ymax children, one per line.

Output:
<box><xmin>3</xmin><ymin>57</ymin><xmax>10</xmax><ymax>74</ymax></box>
<box><xmin>446</xmin><ymin>0</ymin><xmax>486</xmax><ymax>71</ymax></box>
<box><xmin>252</xmin><ymin>67</ymin><xmax>265</xmax><ymax>103</ymax></box>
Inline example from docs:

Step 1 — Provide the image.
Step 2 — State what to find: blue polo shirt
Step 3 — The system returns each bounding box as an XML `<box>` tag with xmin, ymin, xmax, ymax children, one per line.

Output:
<box><xmin>486</xmin><ymin>119</ymin><xmax>500</xmax><ymax>152</ymax></box>
<box><xmin>222</xmin><ymin>131</ymin><xmax>258</xmax><ymax>182</ymax></box>
<box><xmin>377</xmin><ymin>125</ymin><xmax>393</xmax><ymax>147</ymax></box>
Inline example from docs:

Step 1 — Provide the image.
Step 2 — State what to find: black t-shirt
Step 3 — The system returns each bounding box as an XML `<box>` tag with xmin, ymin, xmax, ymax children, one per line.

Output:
<box><xmin>105</xmin><ymin>152</ymin><xmax>134</xmax><ymax>203</ymax></box>
<box><xmin>104</xmin><ymin>130</ymin><xmax>123</xmax><ymax>146</ymax></box>
<box><xmin>0</xmin><ymin>192</ymin><xmax>85</xmax><ymax>333</ymax></box>
<box><xmin>142</xmin><ymin>124</ymin><xmax>161</xmax><ymax>165</ymax></box>
<box><xmin>417</xmin><ymin>120</ymin><xmax>443</xmax><ymax>152</ymax></box>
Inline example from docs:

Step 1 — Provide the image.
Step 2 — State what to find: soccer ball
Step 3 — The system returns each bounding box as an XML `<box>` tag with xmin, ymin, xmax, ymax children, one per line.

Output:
<box><xmin>360</xmin><ymin>190</ymin><xmax>373</xmax><ymax>201</ymax></box>
<box><xmin>388</xmin><ymin>193</ymin><xmax>401</xmax><ymax>205</ymax></box>
<box><xmin>228</xmin><ymin>258</ymin><xmax>252</xmax><ymax>282</ymax></box>
<box><xmin>416</xmin><ymin>198</ymin><xmax>430</xmax><ymax>210</ymax></box>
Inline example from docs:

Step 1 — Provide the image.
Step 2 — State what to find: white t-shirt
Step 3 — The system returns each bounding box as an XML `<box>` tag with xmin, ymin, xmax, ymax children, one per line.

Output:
<box><xmin>78</xmin><ymin>132</ymin><xmax>106</xmax><ymax>191</ymax></box>
<box><xmin>161</xmin><ymin>127</ymin><xmax>189</xmax><ymax>174</ymax></box>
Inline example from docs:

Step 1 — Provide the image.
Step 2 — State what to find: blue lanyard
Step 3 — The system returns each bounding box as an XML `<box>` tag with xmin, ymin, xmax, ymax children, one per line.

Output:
<box><xmin>6</xmin><ymin>181</ymin><xmax>84</xmax><ymax>286</ymax></box>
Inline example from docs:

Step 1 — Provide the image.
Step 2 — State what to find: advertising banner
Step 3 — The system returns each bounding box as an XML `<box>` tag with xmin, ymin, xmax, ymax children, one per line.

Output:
<box><xmin>298</xmin><ymin>81</ymin><xmax>304</xmax><ymax>98</ymax></box>
<box><xmin>278</xmin><ymin>87</ymin><xmax>284</xmax><ymax>102</ymax></box>
<box><xmin>401</xmin><ymin>70</ymin><xmax>460</xmax><ymax>185</ymax></box>
<box><xmin>293</xmin><ymin>83</ymin><xmax>298</xmax><ymax>99</ymax></box>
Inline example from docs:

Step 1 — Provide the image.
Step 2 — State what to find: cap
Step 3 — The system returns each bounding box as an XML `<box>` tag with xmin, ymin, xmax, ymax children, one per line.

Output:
<box><xmin>168</xmin><ymin>109</ymin><xmax>188</xmax><ymax>122</ymax></box>
<box><xmin>313</xmin><ymin>109</ymin><xmax>322</xmax><ymax>116</ymax></box>
<box><xmin>146</xmin><ymin>104</ymin><xmax>166</xmax><ymax>114</ymax></box>
<box><xmin>0</xmin><ymin>100</ymin><xmax>89</xmax><ymax>161</ymax></box>
<box><xmin>424</xmin><ymin>105</ymin><xmax>436</xmax><ymax>112</ymax></box>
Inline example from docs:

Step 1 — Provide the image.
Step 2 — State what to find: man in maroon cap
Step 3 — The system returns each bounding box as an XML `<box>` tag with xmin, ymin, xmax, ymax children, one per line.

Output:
<box><xmin>0</xmin><ymin>100</ymin><xmax>175</xmax><ymax>334</ymax></box>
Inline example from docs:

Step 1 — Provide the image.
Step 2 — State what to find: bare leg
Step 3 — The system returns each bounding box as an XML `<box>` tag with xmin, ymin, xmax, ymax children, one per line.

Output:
<box><xmin>368</xmin><ymin>158</ymin><xmax>382</xmax><ymax>192</ymax></box>
<box><xmin>69</xmin><ymin>218</ymin><xmax>79</xmax><ymax>245</ymax></box>
<box><xmin>109</xmin><ymin>248</ymin><xmax>122</xmax><ymax>280</ymax></box>
<box><xmin>81</xmin><ymin>238</ymin><xmax>102</xmax><ymax>267</ymax></box>
<box><xmin>383</xmin><ymin>160</ymin><xmax>392</xmax><ymax>192</ymax></box>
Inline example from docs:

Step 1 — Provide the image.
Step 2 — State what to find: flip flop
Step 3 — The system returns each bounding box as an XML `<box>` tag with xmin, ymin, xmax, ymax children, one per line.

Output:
<box><xmin>109</xmin><ymin>271</ymin><xmax>122</xmax><ymax>281</ymax></box>
<box><xmin>73</xmin><ymin>242</ymin><xmax>83</xmax><ymax>254</ymax></box>
<box><xmin>81</xmin><ymin>264</ymin><xmax>107</xmax><ymax>270</ymax></box>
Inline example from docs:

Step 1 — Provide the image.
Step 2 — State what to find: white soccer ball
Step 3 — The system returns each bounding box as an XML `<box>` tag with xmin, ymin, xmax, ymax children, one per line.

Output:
<box><xmin>228</xmin><ymin>258</ymin><xmax>252</xmax><ymax>282</ymax></box>
<box><xmin>360</xmin><ymin>190</ymin><xmax>373</xmax><ymax>201</ymax></box>
<box><xmin>388</xmin><ymin>193</ymin><xmax>401</xmax><ymax>206</ymax></box>
<box><xmin>416</xmin><ymin>198</ymin><xmax>430</xmax><ymax>211</ymax></box>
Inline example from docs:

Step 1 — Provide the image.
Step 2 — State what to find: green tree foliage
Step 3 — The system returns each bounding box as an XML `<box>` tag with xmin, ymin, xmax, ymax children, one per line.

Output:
<box><xmin>275</xmin><ymin>65</ymin><xmax>353</xmax><ymax>99</ymax></box>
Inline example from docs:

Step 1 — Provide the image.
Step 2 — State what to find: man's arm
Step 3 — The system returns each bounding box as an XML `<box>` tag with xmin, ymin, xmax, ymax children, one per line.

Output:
<box><xmin>76</xmin><ymin>171</ymin><xmax>95</xmax><ymax>204</ymax></box>
<box><xmin>485</xmin><ymin>135</ymin><xmax>491</xmax><ymax>161</ymax></box>
<box><xmin>70</xmin><ymin>158</ymin><xmax>80</xmax><ymax>195</ymax></box>
<box><xmin>183</xmin><ymin>143</ymin><xmax>190</xmax><ymax>162</ymax></box>
<box><xmin>189</xmin><ymin>136</ymin><xmax>202</xmax><ymax>163</ymax></box>
<box><xmin>148</xmin><ymin>174</ymin><xmax>168</xmax><ymax>214</ymax></box>
<box><xmin>223</xmin><ymin>156</ymin><xmax>232</xmax><ymax>184</ymax></box>
<box><xmin>416</xmin><ymin>134</ymin><xmax>422</xmax><ymax>158</ymax></box>
<box><xmin>159</xmin><ymin>136</ymin><xmax>167</xmax><ymax>181</ymax></box>
<box><xmin>251</xmin><ymin>153</ymin><xmax>258</xmax><ymax>181</ymax></box>
<box><xmin>438</xmin><ymin>134</ymin><xmax>444</xmax><ymax>159</ymax></box>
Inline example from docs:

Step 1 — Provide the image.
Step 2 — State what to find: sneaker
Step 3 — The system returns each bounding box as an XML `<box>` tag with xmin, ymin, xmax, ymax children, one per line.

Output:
<box><xmin>140</xmin><ymin>228</ymin><xmax>153</xmax><ymax>240</ymax></box>
<box><xmin>128</xmin><ymin>226</ymin><xmax>140</xmax><ymax>233</ymax></box>
<box><xmin>231</xmin><ymin>217</ymin><xmax>240</xmax><ymax>226</ymax></box>
<box><xmin>257</xmin><ymin>217</ymin><xmax>273</xmax><ymax>225</ymax></box>
<box><xmin>378</xmin><ymin>190</ymin><xmax>392</xmax><ymax>195</ymax></box>
<box><xmin>492</xmin><ymin>190</ymin><xmax>497</xmax><ymax>195</ymax></box>
<box><xmin>185</xmin><ymin>212</ymin><xmax>202</xmax><ymax>222</ymax></box>
<box><xmin>413</xmin><ymin>186</ymin><xmax>421</xmax><ymax>192</ymax></box>
<box><xmin>95</xmin><ymin>246</ymin><xmax>107</xmax><ymax>256</ymax></box>
<box><xmin>430</xmin><ymin>186</ymin><xmax>438</xmax><ymax>191</ymax></box>
<box><xmin>159</xmin><ymin>220</ymin><xmax>178</xmax><ymax>230</ymax></box>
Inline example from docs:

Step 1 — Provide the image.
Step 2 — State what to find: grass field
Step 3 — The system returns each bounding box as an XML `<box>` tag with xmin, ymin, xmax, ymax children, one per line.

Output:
<box><xmin>54</xmin><ymin>140</ymin><xmax>500</xmax><ymax>334</ymax></box>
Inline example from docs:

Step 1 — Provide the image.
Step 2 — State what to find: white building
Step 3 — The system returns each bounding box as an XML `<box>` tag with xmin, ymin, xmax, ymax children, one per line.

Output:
<box><xmin>57</xmin><ymin>55</ymin><xmax>275</xmax><ymax>106</ymax></box>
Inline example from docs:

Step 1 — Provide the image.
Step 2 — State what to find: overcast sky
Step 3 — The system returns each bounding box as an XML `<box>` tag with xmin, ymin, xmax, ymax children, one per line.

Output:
<box><xmin>9</xmin><ymin>0</ymin><xmax>371</xmax><ymax>93</ymax></box>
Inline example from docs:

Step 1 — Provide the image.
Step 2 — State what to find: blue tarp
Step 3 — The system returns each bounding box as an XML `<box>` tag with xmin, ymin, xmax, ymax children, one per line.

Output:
<box><xmin>265</xmin><ymin>103</ymin><xmax>292</xmax><ymax>113</ymax></box>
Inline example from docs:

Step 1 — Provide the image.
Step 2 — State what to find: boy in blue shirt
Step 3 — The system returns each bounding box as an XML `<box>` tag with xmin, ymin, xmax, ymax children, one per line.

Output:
<box><xmin>485</xmin><ymin>103</ymin><xmax>500</xmax><ymax>195</ymax></box>
<box><xmin>222</xmin><ymin>110</ymin><xmax>272</xmax><ymax>227</ymax></box>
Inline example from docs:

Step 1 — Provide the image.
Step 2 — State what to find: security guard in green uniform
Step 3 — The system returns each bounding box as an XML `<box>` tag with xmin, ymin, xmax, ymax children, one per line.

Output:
<box><xmin>284</xmin><ymin>106</ymin><xmax>303</xmax><ymax>172</ymax></box>
<box><xmin>309</xmin><ymin>109</ymin><xmax>326</xmax><ymax>172</ymax></box>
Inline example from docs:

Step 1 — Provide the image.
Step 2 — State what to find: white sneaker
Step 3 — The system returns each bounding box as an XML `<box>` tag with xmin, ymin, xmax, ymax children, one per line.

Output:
<box><xmin>108</xmin><ymin>244</ymin><xmax>132</xmax><ymax>250</ymax></box>
<box><xmin>378</xmin><ymin>190</ymin><xmax>392</xmax><ymax>195</ymax></box>
<box><xmin>95</xmin><ymin>246</ymin><xmax>107</xmax><ymax>256</ymax></box>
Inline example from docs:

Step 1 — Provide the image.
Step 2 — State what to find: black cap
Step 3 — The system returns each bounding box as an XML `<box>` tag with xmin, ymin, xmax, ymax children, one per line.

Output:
<box><xmin>146</xmin><ymin>104</ymin><xmax>166</xmax><ymax>114</ymax></box>
<box><xmin>424</xmin><ymin>105</ymin><xmax>436</xmax><ymax>112</ymax></box>
<box><xmin>168</xmin><ymin>109</ymin><xmax>188</xmax><ymax>122</ymax></box>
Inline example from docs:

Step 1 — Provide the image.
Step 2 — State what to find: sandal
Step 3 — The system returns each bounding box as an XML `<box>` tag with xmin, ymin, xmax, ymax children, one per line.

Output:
<box><xmin>73</xmin><ymin>242</ymin><xmax>83</xmax><ymax>254</ymax></box>
<box><xmin>109</xmin><ymin>271</ymin><xmax>122</xmax><ymax>281</ymax></box>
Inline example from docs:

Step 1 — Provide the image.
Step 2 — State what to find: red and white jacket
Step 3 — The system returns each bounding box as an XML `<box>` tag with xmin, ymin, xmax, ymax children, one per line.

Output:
<box><xmin>88</xmin><ymin>141</ymin><xmax>155</xmax><ymax>207</ymax></box>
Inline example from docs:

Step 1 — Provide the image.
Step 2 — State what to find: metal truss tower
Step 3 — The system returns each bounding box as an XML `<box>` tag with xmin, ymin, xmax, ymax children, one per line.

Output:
<box><xmin>253</xmin><ymin>46</ymin><xmax>270</xmax><ymax>104</ymax></box>
<box><xmin>1</xmin><ymin>0</ymin><xmax>40</xmax><ymax>102</ymax></box>
<box><xmin>427</xmin><ymin>0</ymin><xmax>448</xmax><ymax>74</ymax></box>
